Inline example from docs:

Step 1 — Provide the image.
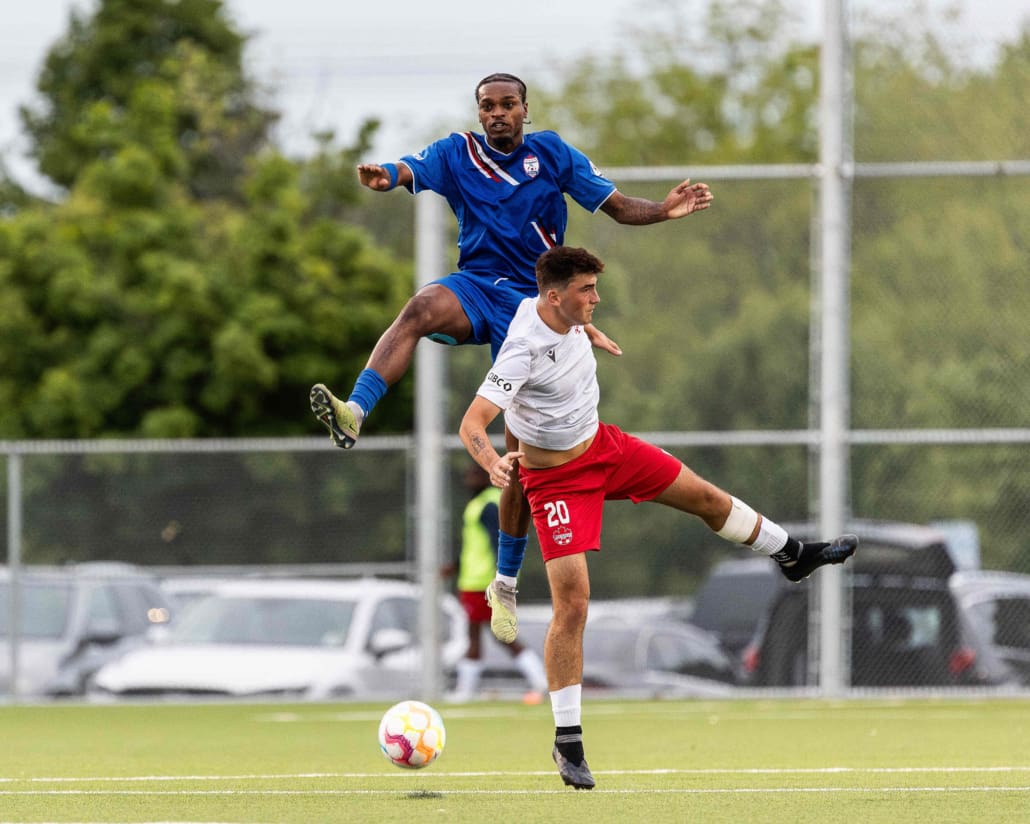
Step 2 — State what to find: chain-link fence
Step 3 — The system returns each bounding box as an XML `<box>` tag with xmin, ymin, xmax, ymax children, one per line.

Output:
<box><xmin>3</xmin><ymin>413</ymin><xmax>1029</xmax><ymax>699</ymax></box>
<box><xmin>4</xmin><ymin>34</ymin><xmax>1030</xmax><ymax>699</ymax></box>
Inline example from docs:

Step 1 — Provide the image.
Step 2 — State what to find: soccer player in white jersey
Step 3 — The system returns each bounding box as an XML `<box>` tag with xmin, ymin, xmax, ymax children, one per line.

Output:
<box><xmin>459</xmin><ymin>246</ymin><xmax>858</xmax><ymax>790</ymax></box>
<box><xmin>310</xmin><ymin>73</ymin><xmax>714</xmax><ymax>641</ymax></box>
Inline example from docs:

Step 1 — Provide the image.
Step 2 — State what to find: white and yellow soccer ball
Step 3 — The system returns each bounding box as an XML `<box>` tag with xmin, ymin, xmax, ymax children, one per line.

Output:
<box><xmin>377</xmin><ymin>700</ymin><xmax>446</xmax><ymax>769</ymax></box>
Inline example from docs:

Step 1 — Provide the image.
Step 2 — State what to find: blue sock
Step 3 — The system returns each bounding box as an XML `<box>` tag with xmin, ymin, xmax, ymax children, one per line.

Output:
<box><xmin>347</xmin><ymin>369</ymin><xmax>388</xmax><ymax>418</ymax></box>
<box><xmin>497</xmin><ymin>531</ymin><xmax>528</xmax><ymax>578</ymax></box>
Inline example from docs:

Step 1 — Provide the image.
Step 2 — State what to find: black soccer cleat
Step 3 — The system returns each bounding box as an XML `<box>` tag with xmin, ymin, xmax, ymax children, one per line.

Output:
<box><xmin>777</xmin><ymin>534</ymin><xmax>859</xmax><ymax>583</ymax></box>
<box><xmin>552</xmin><ymin>745</ymin><xmax>595</xmax><ymax>790</ymax></box>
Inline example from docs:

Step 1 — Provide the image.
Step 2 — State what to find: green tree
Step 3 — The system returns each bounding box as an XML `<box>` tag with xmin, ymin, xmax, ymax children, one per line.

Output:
<box><xmin>455</xmin><ymin>0</ymin><xmax>1030</xmax><ymax>594</ymax></box>
<box><xmin>20</xmin><ymin>0</ymin><xmax>273</xmax><ymax>199</ymax></box>
<box><xmin>0</xmin><ymin>132</ymin><xmax>410</xmax><ymax>440</ymax></box>
<box><xmin>1</xmin><ymin>0</ymin><xmax>412</xmax><ymax>441</ymax></box>
<box><xmin>0</xmin><ymin>0</ymin><xmax>417</xmax><ymax>565</ymax></box>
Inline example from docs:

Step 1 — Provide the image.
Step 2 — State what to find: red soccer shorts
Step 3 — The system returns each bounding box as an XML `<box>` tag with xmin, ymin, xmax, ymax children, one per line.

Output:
<box><xmin>459</xmin><ymin>590</ymin><xmax>493</xmax><ymax>623</ymax></box>
<box><xmin>518</xmin><ymin>421</ymin><xmax>682</xmax><ymax>562</ymax></box>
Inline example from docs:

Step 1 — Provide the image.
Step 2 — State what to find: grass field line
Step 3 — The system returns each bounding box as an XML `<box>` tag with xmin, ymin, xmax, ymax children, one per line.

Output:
<box><xmin>3</xmin><ymin>766</ymin><xmax>1030</xmax><ymax>783</ymax></box>
<box><xmin>2</xmin><ymin>786</ymin><xmax>1030</xmax><ymax>797</ymax></box>
<box><xmin>254</xmin><ymin>704</ymin><xmax>1030</xmax><ymax>724</ymax></box>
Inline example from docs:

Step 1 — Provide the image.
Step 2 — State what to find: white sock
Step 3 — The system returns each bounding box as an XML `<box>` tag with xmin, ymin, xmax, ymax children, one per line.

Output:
<box><xmin>549</xmin><ymin>684</ymin><xmax>582</xmax><ymax>727</ymax></box>
<box><xmin>749</xmin><ymin>517</ymin><xmax>789</xmax><ymax>555</ymax></box>
<box><xmin>495</xmin><ymin>573</ymin><xmax>518</xmax><ymax>588</ymax></box>
<box><xmin>454</xmin><ymin>658</ymin><xmax>483</xmax><ymax>697</ymax></box>
<box><xmin>346</xmin><ymin>400</ymin><xmax>366</xmax><ymax>423</ymax></box>
<box><xmin>515</xmin><ymin>649</ymin><xmax>548</xmax><ymax>693</ymax></box>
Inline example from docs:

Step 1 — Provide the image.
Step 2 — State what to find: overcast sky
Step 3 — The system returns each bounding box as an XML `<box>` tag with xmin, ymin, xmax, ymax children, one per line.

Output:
<box><xmin>2</xmin><ymin>0</ymin><xmax>1027</xmax><ymax>191</ymax></box>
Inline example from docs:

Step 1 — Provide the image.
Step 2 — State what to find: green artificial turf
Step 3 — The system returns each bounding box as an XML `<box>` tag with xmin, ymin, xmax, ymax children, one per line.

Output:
<box><xmin>1</xmin><ymin>696</ymin><xmax>1027</xmax><ymax>823</ymax></box>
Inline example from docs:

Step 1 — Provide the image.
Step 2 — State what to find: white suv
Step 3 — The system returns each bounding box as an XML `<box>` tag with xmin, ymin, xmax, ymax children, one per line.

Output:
<box><xmin>91</xmin><ymin>577</ymin><xmax>467</xmax><ymax>700</ymax></box>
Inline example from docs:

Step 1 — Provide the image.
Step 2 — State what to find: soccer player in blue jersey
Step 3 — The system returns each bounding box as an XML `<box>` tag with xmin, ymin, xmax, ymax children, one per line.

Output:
<box><xmin>310</xmin><ymin>73</ymin><xmax>713</xmax><ymax>639</ymax></box>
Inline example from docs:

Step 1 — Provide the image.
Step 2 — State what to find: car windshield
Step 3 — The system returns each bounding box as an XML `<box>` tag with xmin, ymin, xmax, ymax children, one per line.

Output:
<box><xmin>170</xmin><ymin>595</ymin><xmax>356</xmax><ymax>646</ymax></box>
<box><xmin>691</xmin><ymin>570</ymin><xmax>778</xmax><ymax>636</ymax></box>
<box><xmin>0</xmin><ymin>580</ymin><xmax>73</xmax><ymax>639</ymax></box>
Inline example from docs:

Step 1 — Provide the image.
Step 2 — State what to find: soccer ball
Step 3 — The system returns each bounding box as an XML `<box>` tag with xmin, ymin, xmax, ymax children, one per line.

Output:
<box><xmin>377</xmin><ymin>700</ymin><xmax>446</xmax><ymax>769</ymax></box>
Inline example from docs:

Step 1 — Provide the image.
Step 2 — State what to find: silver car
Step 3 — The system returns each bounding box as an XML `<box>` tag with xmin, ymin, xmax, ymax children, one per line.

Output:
<box><xmin>950</xmin><ymin>570</ymin><xmax>1030</xmax><ymax>685</ymax></box>
<box><xmin>91</xmin><ymin>577</ymin><xmax>467</xmax><ymax>700</ymax></box>
<box><xmin>1</xmin><ymin>563</ymin><xmax>174</xmax><ymax>698</ymax></box>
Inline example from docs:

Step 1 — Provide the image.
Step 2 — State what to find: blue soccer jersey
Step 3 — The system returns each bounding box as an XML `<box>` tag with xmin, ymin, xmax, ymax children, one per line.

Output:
<box><xmin>401</xmin><ymin>131</ymin><xmax>617</xmax><ymax>296</ymax></box>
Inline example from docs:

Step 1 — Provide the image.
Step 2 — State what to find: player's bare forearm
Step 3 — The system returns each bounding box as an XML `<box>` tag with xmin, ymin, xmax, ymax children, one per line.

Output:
<box><xmin>461</xmin><ymin>428</ymin><xmax>522</xmax><ymax>490</ymax></box>
<box><xmin>601</xmin><ymin>179</ymin><xmax>713</xmax><ymax>224</ymax></box>
<box><xmin>602</xmin><ymin>195</ymin><xmax>668</xmax><ymax>225</ymax></box>
<box><xmin>463</xmin><ymin>426</ymin><xmax>500</xmax><ymax>471</ymax></box>
<box><xmin>460</xmin><ymin>396</ymin><xmax>523</xmax><ymax>488</ymax></box>
<box><xmin>460</xmin><ymin>398</ymin><xmax>501</xmax><ymax>471</ymax></box>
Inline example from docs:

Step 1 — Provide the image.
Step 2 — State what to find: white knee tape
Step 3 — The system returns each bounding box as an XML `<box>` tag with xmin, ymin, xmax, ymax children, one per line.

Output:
<box><xmin>716</xmin><ymin>496</ymin><xmax>759</xmax><ymax>543</ymax></box>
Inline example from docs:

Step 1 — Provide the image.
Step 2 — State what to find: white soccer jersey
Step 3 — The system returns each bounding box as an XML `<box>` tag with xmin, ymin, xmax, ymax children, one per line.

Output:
<box><xmin>475</xmin><ymin>298</ymin><xmax>600</xmax><ymax>450</ymax></box>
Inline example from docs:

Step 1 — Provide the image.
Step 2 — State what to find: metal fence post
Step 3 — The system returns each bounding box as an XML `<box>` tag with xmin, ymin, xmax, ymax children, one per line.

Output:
<box><xmin>816</xmin><ymin>0</ymin><xmax>853</xmax><ymax>694</ymax></box>
<box><xmin>6</xmin><ymin>451</ymin><xmax>22</xmax><ymax>701</ymax></box>
<box><xmin>414</xmin><ymin>193</ymin><xmax>449</xmax><ymax>700</ymax></box>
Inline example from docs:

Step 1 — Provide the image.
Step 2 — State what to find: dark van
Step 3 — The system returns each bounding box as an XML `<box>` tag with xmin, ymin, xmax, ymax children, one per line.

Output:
<box><xmin>740</xmin><ymin>521</ymin><xmax>1016</xmax><ymax>688</ymax></box>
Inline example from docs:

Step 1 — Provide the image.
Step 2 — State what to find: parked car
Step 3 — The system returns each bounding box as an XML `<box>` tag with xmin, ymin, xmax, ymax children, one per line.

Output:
<box><xmin>0</xmin><ymin>563</ymin><xmax>174</xmax><ymax>698</ymax></box>
<box><xmin>950</xmin><ymin>570</ymin><xmax>1030</xmax><ymax>685</ymax></box>
<box><xmin>91</xmin><ymin>578</ymin><xmax>467</xmax><ymax>700</ymax></box>
<box><xmin>688</xmin><ymin>555</ymin><xmax>787</xmax><ymax>660</ymax></box>
<box><xmin>473</xmin><ymin>599</ymin><xmax>737</xmax><ymax>698</ymax></box>
<box><xmin>159</xmin><ymin>576</ymin><xmax>241</xmax><ymax>611</ymax></box>
<box><xmin>739</xmin><ymin>521</ymin><xmax>1017</xmax><ymax>688</ymax></box>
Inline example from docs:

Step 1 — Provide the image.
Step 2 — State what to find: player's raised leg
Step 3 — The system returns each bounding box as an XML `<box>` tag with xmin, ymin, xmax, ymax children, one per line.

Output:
<box><xmin>650</xmin><ymin>464</ymin><xmax>858</xmax><ymax>580</ymax></box>
<box><xmin>311</xmin><ymin>284</ymin><xmax>470</xmax><ymax>448</ymax></box>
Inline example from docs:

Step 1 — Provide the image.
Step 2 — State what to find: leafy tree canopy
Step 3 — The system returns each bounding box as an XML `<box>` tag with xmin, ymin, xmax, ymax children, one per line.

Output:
<box><xmin>0</xmin><ymin>0</ymin><xmax>412</xmax><ymax>440</ymax></box>
<box><xmin>20</xmin><ymin>0</ymin><xmax>275</xmax><ymax>199</ymax></box>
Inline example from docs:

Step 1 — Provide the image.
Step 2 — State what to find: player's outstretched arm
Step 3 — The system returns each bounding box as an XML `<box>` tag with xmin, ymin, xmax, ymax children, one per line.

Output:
<box><xmin>662</xmin><ymin>178</ymin><xmax>714</xmax><ymax>219</ymax></box>
<box><xmin>356</xmin><ymin>162</ymin><xmax>413</xmax><ymax>191</ymax></box>
<box><xmin>460</xmin><ymin>396</ymin><xmax>524</xmax><ymax>489</ymax></box>
<box><xmin>600</xmin><ymin>178</ymin><xmax>713</xmax><ymax>224</ymax></box>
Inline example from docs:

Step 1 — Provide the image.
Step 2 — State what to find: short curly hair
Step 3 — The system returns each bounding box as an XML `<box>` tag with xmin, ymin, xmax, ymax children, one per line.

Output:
<box><xmin>475</xmin><ymin>73</ymin><xmax>527</xmax><ymax>103</ymax></box>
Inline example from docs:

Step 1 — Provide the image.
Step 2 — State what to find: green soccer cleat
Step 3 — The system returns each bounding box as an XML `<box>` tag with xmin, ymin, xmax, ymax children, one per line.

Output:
<box><xmin>310</xmin><ymin>384</ymin><xmax>361</xmax><ymax>449</ymax></box>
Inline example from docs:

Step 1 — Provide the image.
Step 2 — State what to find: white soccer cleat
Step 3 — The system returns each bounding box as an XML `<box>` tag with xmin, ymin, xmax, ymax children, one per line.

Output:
<box><xmin>485</xmin><ymin>580</ymin><xmax>518</xmax><ymax>643</ymax></box>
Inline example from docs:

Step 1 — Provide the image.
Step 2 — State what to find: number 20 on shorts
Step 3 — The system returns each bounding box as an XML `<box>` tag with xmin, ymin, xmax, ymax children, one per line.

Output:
<box><xmin>544</xmin><ymin>500</ymin><xmax>570</xmax><ymax>527</ymax></box>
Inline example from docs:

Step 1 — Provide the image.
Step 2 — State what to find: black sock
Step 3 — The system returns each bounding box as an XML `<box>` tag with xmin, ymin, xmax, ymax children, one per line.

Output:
<box><xmin>555</xmin><ymin>725</ymin><xmax>584</xmax><ymax>764</ymax></box>
<box><xmin>772</xmin><ymin>537</ymin><xmax>803</xmax><ymax>565</ymax></box>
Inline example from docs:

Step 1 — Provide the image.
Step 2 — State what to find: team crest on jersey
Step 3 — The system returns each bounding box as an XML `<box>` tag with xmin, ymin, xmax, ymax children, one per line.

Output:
<box><xmin>523</xmin><ymin>154</ymin><xmax>540</xmax><ymax>178</ymax></box>
<box><xmin>552</xmin><ymin>525</ymin><xmax>573</xmax><ymax>546</ymax></box>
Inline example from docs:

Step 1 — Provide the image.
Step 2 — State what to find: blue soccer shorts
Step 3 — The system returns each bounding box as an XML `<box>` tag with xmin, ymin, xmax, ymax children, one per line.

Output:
<box><xmin>429</xmin><ymin>271</ymin><xmax>535</xmax><ymax>358</ymax></box>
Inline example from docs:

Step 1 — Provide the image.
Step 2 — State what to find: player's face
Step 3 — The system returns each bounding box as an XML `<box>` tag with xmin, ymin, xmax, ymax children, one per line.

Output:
<box><xmin>476</xmin><ymin>81</ymin><xmax>528</xmax><ymax>149</ymax></box>
<box><xmin>554</xmin><ymin>273</ymin><xmax>600</xmax><ymax>328</ymax></box>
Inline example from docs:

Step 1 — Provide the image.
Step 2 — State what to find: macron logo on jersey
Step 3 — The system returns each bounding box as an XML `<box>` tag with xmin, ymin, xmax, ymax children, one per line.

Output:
<box><xmin>546</xmin><ymin>349</ymin><xmax>556</xmax><ymax>362</ymax></box>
